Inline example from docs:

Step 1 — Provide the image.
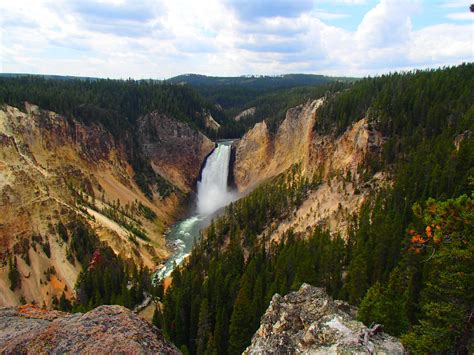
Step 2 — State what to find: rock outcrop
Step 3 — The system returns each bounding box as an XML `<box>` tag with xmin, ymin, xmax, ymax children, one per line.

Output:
<box><xmin>307</xmin><ymin>117</ymin><xmax>385</xmax><ymax>180</ymax></box>
<box><xmin>0</xmin><ymin>304</ymin><xmax>180</xmax><ymax>353</ymax></box>
<box><xmin>234</xmin><ymin>107</ymin><xmax>256</xmax><ymax>121</ymax></box>
<box><xmin>454</xmin><ymin>130</ymin><xmax>472</xmax><ymax>150</ymax></box>
<box><xmin>234</xmin><ymin>99</ymin><xmax>321</xmax><ymax>192</ymax></box>
<box><xmin>233</xmin><ymin>121</ymin><xmax>272</xmax><ymax>191</ymax></box>
<box><xmin>137</xmin><ymin>111</ymin><xmax>215</xmax><ymax>192</ymax></box>
<box><xmin>204</xmin><ymin>112</ymin><xmax>221</xmax><ymax>131</ymax></box>
<box><xmin>245</xmin><ymin>284</ymin><xmax>404</xmax><ymax>354</ymax></box>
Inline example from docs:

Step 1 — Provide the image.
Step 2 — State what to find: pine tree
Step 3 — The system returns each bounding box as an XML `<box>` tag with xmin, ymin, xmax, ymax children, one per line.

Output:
<box><xmin>357</xmin><ymin>269</ymin><xmax>409</xmax><ymax>337</ymax></box>
<box><xmin>402</xmin><ymin>195</ymin><xmax>474</xmax><ymax>353</ymax></box>
<box><xmin>228</xmin><ymin>281</ymin><xmax>254</xmax><ymax>354</ymax></box>
<box><xmin>152</xmin><ymin>306</ymin><xmax>163</xmax><ymax>329</ymax></box>
<box><xmin>213</xmin><ymin>308</ymin><xmax>228</xmax><ymax>355</ymax></box>
<box><xmin>196</xmin><ymin>298</ymin><xmax>211</xmax><ymax>355</ymax></box>
<box><xmin>59</xmin><ymin>291</ymin><xmax>72</xmax><ymax>312</ymax></box>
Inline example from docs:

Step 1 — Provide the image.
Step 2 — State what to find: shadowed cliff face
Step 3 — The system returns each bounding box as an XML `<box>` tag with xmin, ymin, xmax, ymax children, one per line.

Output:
<box><xmin>0</xmin><ymin>304</ymin><xmax>180</xmax><ymax>353</ymax></box>
<box><xmin>137</xmin><ymin>111</ymin><xmax>215</xmax><ymax>192</ymax></box>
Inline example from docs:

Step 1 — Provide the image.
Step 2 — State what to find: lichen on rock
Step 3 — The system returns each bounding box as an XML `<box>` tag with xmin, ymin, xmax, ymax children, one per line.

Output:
<box><xmin>245</xmin><ymin>284</ymin><xmax>404</xmax><ymax>354</ymax></box>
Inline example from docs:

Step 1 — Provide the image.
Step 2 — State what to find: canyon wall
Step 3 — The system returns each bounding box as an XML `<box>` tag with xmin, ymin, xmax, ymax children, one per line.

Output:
<box><xmin>234</xmin><ymin>99</ymin><xmax>321</xmax><ymax>192</ymax></box>
<box><xmin>0</xmin><ymin>103</ymin><xmax>212</xmax><ymax>307</ymax></box>
<box><xmin>137</xmin><ymin>112</ymin><xmax>214</xmax><ymax>192</ymax></box>
<box><xmin>234</xmin><ymin>99</ymin><xmax>387</xmax><ymax>239</ymax></box>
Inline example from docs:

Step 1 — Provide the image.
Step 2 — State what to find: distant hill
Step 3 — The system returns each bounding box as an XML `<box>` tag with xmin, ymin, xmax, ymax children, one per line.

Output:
<box><xmin>167</xmin><ymin>73</ymin><xmax>356</xmax><ymax>91</ymax></box>
<box><xmin>166</xmin><ymin>73</ymin><xmax>355</xmax><ymax>136</ymax></box>
<box><xmin>0</xmin><ymin>73</ymin><xmax>357</xmax><ymax>88</ymax></box>
<box><xmin>0</xmin><ymin>73</ymin><xmax>100</xmax><ymax>81</ymax></box>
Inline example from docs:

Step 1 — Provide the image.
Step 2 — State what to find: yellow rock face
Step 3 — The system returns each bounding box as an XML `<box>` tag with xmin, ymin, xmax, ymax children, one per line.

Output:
<box><xmin>137</xmin><ymin>111</ymin><xmax>215</xmax><ymax>192</ymax></box>
<box><xmin>0</xmin><ymin>104</ymin><xmax>204</xmax><ymax>307</ymax></box>
<box><xmin>234</xmin><ymin>99</ymin><xmax>388</xmax><ymax>241</ymax></box>
<box><xmin>234</xmin><ymin>99</ymin><xmax>322</xmax><ymax>192</ymax></box>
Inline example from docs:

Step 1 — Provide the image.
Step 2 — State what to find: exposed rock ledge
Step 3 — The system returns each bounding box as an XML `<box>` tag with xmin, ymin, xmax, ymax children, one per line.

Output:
<box><xmin>245</xmin><ymin>284</ymin><xmax>404</xmax><ymax>354</ymax></box>
<box><xmin>0</xmin><ymin>304</ymin><xmax>180</xmax><ymax>354</ymax></box>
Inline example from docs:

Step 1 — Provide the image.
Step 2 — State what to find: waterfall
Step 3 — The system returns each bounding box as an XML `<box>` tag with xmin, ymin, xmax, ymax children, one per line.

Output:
<box><xmin>153</xmin><ymin>141</ymin><xmax>235</xmax><ymax>283</ymax></box>
<box><xmin>197</xmin><ymin>143</ymin><xmax>235</xmax><ymax>216</ymax></box>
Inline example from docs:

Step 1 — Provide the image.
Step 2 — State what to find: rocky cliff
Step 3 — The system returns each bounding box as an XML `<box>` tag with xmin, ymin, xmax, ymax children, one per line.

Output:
<box><xmin>234</xmin><ymin>99</ymin><xmax>321</xmax><ymax>192</ymax></box>
<box><xmin>245</xmin><ymin>284</ymin><xmax>404</xmax><ymax>354</ymax></box>
<box><xmin>0</xmin><ymin>103</ymin><xmax>212</xmax><ymax>307</ymax></box>
<box><xmin>234</xmin><ymin>107</ymin><xmax>256</xmax><ymax>121</ymax></box>
<box><xmin>235</xmin><ymin>99</ymin><xmax>387</xmax><ymax>239</ymax></box>
<box><xmin>137</xmin><ymin>111</ymin><xmax>214</xmax><ymax>192</ymax></box>
<box><xmin>0</xmin><ymin>304</ymin><xmax>180</xmax><ymax>353</ymax></box>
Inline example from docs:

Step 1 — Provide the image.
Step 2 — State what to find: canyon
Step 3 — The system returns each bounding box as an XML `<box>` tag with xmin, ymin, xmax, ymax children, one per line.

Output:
<box><xmin>0</xmin><ymin>96</ymin><xmax>388</xmax><ymax>307</ymax></box>
<box><xmin>1</xmin><ymin>64</ymin><xmax>471</xmax><ymax>355</ymax></box>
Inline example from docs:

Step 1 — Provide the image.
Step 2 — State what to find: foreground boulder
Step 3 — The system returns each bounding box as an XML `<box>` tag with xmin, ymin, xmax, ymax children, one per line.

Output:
<box><xmin>245</xmin><ymin>284</ymin><xmax>404</xmax><ymax>354</ymax></box>
<box><xmin>0</xmin><ymin>304</ymin><xmax>180</xmax><ymax>354</ymax></box>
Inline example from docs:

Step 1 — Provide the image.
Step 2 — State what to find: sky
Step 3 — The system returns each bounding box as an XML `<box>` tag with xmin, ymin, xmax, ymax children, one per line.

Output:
<box><xmin>1</xmin><ymin>0</ymin><xmax>473</xmax><ymax>79</ymax></box>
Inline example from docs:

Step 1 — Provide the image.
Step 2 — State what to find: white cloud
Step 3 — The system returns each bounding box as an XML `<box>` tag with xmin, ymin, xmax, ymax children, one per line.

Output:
<box><xmin>313</xmin><ymin>11</ymin><xmax>350</xmax><ymax>20</ymax></box>
<box><xmin>0</xmin><ymin>0</ymin><xmax>472</xmax><ymax>78</ymax></box>
<box><xmin>355</xmin><ymin>0</ymin><xmax>418</xmax><ymax>48</ymax></box>
<box><xmin>409</xmin><ymin>24</ymin><xmax>473</xmax><ymax>63</ymax></box>
<box><xmin>313</xmin><ymin>0</ymin><xmax>472</xmax><ymax>76</ymax></box>
<box><xmin>319</xmin><ymin>0</ymin><xmax>369</xmax><ymax>4</ymax></box>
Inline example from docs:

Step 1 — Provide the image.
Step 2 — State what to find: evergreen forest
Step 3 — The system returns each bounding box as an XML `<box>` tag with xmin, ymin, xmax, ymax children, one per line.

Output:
<box><xmin>157</xmin><ymin>64</ymin><xmax>474</xmax><ymax>354</ymax></box>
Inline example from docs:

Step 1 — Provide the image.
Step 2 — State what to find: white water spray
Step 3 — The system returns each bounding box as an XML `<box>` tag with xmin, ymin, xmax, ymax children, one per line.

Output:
<box><xmin>197</xmin><ymin>143</ymin><xmax>235</xmax><ymax>215</ymax></box>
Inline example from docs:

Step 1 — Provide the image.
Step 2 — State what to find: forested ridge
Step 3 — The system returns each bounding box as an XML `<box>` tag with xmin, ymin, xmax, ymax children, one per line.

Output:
<box><xmin>168</xmin><ymin>74</ymin><xmax>351</xmax><ymax>137</ymax></box>
<box><xmin>157</xmin><ymin>64</ymin><xmax>474</xmax><ymax>354</ymax></box>
<box><xmin>217</xmin><ymin>83</ymin><xmax>347</xmax><ymax>136</ymax></box>
<box><xmin>0</xmin><ymin>76</ymin><xmax>225</xmax><ymax>137</ymax></box>
<box><xmin>0</xmin><ymin>74</ymin><xmax>348</xmax><ymax>139</ymax></box>
<box><xmin>167</xmin><ymin>73</ymin><xmax>352</xmax><ymax>89</ymax></box>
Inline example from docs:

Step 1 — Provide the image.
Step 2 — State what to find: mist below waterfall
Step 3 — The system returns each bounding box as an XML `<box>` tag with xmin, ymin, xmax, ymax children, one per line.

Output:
<box><xmin>197</xmin><ymin>143</ymin><xmax>236</xmax><ymax>216</ymax></box>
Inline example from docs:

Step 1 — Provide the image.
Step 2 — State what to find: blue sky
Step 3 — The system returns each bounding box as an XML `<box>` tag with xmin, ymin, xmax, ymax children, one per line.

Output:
<box><xmin>1</xmin><ymin>0</ymin><xmax>473</xmax><ymax>78</ymax></box>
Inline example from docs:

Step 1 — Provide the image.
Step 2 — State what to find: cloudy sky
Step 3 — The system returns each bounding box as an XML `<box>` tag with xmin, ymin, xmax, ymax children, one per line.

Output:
<box><xmin>1</xmin><ymin>0</ymin><xmax>473</xmax><ymax>78</ymax></box>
